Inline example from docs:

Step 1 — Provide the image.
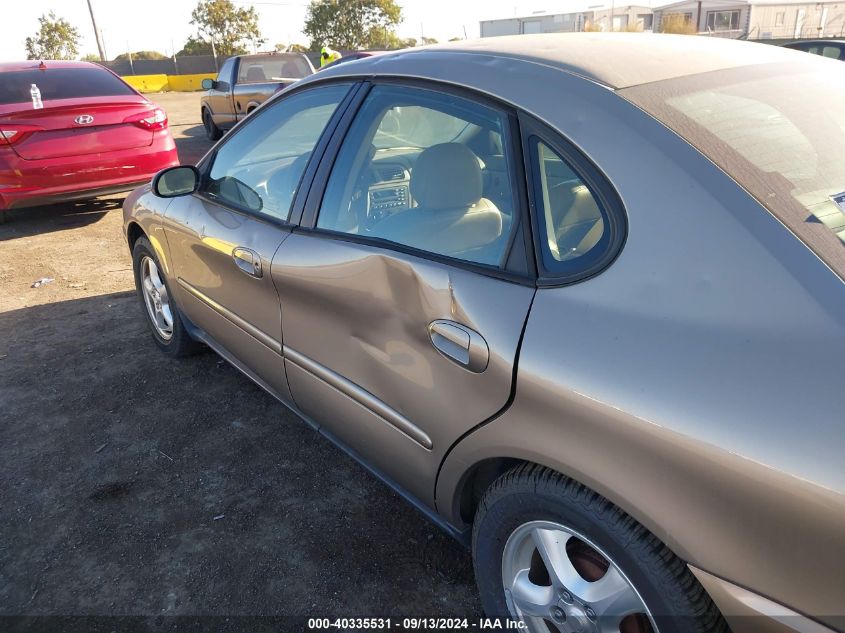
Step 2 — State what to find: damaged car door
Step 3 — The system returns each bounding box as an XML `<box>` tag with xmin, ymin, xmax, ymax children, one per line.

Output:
<box><xmin>273</xmin><ymin>83</ymin><xmax>536</xmax><ymax>504</ymax></box>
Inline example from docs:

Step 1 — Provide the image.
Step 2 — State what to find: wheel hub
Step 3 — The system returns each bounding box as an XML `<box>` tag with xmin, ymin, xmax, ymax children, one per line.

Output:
<box><xmin>553</xmin><ymin>599</ymin><xmax>594</xmax><ymax>633</ymax></box>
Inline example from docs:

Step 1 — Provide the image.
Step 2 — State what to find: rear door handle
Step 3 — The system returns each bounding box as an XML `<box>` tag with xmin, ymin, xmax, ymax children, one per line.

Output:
<box><xmin>232</xmin><ymin>247</ymin><xmax>262</xmax><ymax>278</ymax></box>
<box><xmin>428</xmin><ymin>320</ymin><xmax>489</xmax><ymax>373</ymax></box>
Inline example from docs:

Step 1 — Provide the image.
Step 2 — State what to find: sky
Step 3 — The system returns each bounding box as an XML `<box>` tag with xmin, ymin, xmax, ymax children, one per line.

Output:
<box><xmin>3</xmin><ymin>0</ymin><xmax>654</xmax><ymax>61</ymax></box>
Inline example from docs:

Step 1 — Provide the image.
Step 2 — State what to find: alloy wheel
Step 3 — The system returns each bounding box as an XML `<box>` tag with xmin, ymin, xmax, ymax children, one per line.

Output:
<box><xmin>502</xmin><ymin>520</ymin><xmax>656</xmax><ymax>633</ymax></box>
<box><xmin>140</xmin><ymin>255</ymin><xmax>174</xmax><ymax>340</ymax></box>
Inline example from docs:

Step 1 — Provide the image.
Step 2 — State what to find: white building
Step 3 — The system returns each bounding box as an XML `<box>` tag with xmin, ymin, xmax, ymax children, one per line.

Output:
<box><xmin>653</xmin><ymin>0</ymin><xmax>845</xmax><ymax>39</ymax></box>
<box><xmin>479</xmin><ymin>4</ymin><xmax>656</xmax><ymax>37</ymax></box>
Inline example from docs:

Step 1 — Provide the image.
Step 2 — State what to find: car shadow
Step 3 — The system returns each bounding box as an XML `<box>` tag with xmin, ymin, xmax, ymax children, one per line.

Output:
<box><xmin>0</xmin><ymin>291</ymin><xmax>480</xmax><ymax>617</ymax></box>
<box><xmin>0</xmin><ymin>197</ymin><xmax>123</xmax><ymax>242</ymax></box>
<box><xmin>172</xmin><ymin>124</ymin><xmax>213</xmax><ymax>165</ymax></box>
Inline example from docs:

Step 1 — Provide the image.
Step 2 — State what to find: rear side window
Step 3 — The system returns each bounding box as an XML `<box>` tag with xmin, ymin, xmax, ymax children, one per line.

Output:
<box><xmin>316</xmin><ymin>84</ymin><xmax>518</xmax><ymax>268</ymax></box>
<box><xmin>0</xmin><ymin>68</ymin><xmax>135</xmax><ymax>105</ymax></box>
<box><xmin>237</xmin><ymin>56</ymin><xmax>312</xmax><ymax>83</ymax></box>
<box><xmin>529</xmin><ymin>137</ymin><xmax>616</xmax><ymax>278</ymax></box>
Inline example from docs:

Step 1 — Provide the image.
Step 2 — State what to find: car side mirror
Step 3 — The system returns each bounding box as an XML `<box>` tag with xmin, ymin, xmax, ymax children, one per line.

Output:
<box><xmin>152</xmin><ymin>165</ymin><xmax>199</xmax><ymax>198</ymax></box>
<box><xmin>201</xmin><ymin>78</ymin><xmax>216</xmax><ymax>90</ymax></box>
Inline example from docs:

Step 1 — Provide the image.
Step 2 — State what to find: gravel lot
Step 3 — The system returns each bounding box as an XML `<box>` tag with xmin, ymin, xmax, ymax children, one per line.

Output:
<box><xmin>0</xmin><ymin>92</ymin><xmax>480</xmax><ymax>629</ymax></box>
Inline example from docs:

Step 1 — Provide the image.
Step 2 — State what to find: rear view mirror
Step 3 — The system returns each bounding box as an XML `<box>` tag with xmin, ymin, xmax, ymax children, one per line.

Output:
<box><xmin>201</xmin><ymin>78</ymin><xmax>215</xmax><ymax>90</ymax></box>
<box><xmin>153</xmin><ymin>166</ymin><xmax>199</xmax><ymax>198</ymax></box>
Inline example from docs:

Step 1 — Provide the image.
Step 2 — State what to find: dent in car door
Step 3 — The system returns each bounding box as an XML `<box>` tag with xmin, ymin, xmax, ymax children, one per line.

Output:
<box><xmin>272</xmin><ymin>83</ymin><xmax>535</xmax><ymax>505</ymax></box>
<box><xmin>163</xmin><ymin>83</ymin><xmax>355</xmax><ymax>404</ymax></box>
<box><xmin>273</xmin><ymin>240</ymin><xmax>533</xmax><ymax>502</ymax></box>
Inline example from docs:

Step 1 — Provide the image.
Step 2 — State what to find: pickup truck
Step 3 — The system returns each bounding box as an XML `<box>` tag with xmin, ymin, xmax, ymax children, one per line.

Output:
<box><xmin>200</xmin><ymin>53</ymin><xmax>315</xmax><ymax>140</ymax></box>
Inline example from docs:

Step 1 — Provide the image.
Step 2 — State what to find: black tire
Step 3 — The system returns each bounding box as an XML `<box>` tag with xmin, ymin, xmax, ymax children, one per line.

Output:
<box><xmin>132</xmin><ymin>236</ymin><xmax>201</xmax><ymax>357</ymax></box>
<box><xmin>472</xmin><ymin>464</ymin><xmax>729</xmax><ymax>633</ymax></box>
<box><xmin>202</xmin><ymin>108</ymin><xmax>222</xmax><ymax>141</ymax></box>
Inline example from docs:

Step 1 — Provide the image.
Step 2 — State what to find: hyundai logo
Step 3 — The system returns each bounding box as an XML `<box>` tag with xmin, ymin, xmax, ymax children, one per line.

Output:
<box><xmin>74</xmin><ymin>114</ymin><xmax>94</xmax><ymax>125</ymax></box>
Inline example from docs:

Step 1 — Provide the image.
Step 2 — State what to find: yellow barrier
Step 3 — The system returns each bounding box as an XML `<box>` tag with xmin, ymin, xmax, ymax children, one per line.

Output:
<box><xmin>123</xmin><ymin>74</ymin><xmax>169</xmax><ymax>93</ymax></box>
<box><xmin>121</xmin><ymin>73</ymin><xmax>217</xmax><ymax>93</ymax></box>
<box><xmin>167</xmin><ymin>73</ymin><xmax>216</xmax><ymax>92</ymax></box>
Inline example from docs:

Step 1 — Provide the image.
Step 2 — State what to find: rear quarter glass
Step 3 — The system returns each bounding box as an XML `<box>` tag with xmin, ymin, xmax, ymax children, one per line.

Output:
<box><xmin>0</xmin><ymin>68</ymin><xmax>135</xmax><ymax>106</ymax></box>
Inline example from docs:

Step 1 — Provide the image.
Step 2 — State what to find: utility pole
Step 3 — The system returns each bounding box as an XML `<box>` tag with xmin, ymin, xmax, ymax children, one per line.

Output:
<box><xmin>86</xmin><ymin>0</ymin><xmax>107</xmax><ymax>62</ymax></box>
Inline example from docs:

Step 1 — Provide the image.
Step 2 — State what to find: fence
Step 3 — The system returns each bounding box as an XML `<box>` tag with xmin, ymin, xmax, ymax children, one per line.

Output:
<box><xmin>102</xmin><ymin>55</ymin><xmax>218</xmax><ymax>76</ymax></box>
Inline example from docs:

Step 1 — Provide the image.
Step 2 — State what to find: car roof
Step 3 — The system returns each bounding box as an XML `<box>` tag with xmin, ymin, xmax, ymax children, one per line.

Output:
<box><xmin>784</xmin><ymin>39</ymin><xmax>845</xmax><ymax>44</ymax></box>
<box><xmin>0</xmin><ymin>60</ymin><xmax>102</xmax><ymax>72</ymax></box>
<box><xmin>315</xmin><ymin>32</ymin><xmax>808</xmax><ymax>89</ymax></box>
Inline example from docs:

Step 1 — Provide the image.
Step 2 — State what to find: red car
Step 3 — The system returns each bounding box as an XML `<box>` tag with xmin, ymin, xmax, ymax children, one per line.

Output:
<box><xmin>0</xmin><ymin>60</ymin><xmax>178</xmax><ymax>218</ymax></box>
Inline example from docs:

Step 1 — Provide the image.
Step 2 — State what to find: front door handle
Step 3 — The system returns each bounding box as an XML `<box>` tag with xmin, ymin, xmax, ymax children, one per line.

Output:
<box><xmin>428</xmin><ymin>320</ymin><xmax>489</xmax><ymax>373</ymax></box>
<box><xmin>232</xmin><ymin>247</ymin><xmax>262</xmax><ymax>278</ymax></box>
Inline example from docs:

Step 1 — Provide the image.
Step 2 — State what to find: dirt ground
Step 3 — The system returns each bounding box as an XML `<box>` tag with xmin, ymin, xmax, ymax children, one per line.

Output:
<box><xmin>0</xmin><ymin>92</ymin><xmax>481</xmax><ymax>629</ymax></box>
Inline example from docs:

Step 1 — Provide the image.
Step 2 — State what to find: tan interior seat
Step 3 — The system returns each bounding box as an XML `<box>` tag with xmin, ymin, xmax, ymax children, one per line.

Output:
<box><xmin>547</xmin><ymin>182</ymin><xmax>604</xmax><ymax>261</ymax></box>
<box><xmin>371</xmin><ymin>143</ymin><xmax>503</xmax><ymax>261</ymax></box>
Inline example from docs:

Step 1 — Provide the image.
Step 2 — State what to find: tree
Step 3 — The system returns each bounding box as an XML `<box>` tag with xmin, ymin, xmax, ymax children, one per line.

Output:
<box><xmin>114</xmin><ymin>51</ymin><xmax>167</xmax><ymax>62</ymax></box>
<box><xmin>190</xmin><ymin>0</ymin><xmax>264</xmax><ymax>57</ymax></box>
<box><xmin>303</xmin><ymin>0</ymin><xmax>402</xmax><ymax>50</ymax></box>
<box><xmin>448</xmin><ymin>37</ymin><xmax>462</xmax><ymax>42</ymax></box>
<box><xmin>80</xmin><ymin>53</ymin><xmax>101</xmax><ymax>62</ymax></box>
<box><xmin>420</xmin><ymin>36</ymin><xmax>438</xmax><ymax>45</ymax></box>
<box><xmin>275</xmin><ymin>43</ymin><xmax>311</xmax><ymax>53</ymax></box>
<box><xmin>25</xmin><ymin>12</ymin><xmax>80</xmax><ymax>60</ymax></box>
<box><xmin>177</xmin><ymin>36</ymin><xmax>215</xmax><ymax>57</ymax></box>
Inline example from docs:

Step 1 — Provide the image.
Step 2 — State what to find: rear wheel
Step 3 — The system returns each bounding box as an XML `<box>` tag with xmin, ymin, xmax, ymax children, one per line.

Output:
<box><xmin>202</xmin><ymin>108</ymin><xmax>222</xmax><ymax>141</ymax></box>
<box><xmin>472</xmin><ymin>464</ymin><xmax>729</xmax><ymax>633</ymax></box>
<box><xmin>132</xmin><ymin>236</ymin><xmax>200</xmax><ymax>357</ymax></box>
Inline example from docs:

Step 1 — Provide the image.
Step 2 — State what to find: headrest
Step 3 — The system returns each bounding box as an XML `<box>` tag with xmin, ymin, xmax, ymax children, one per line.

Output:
<box><xmin>410</xmin><ymin>143</ymin><xmax>482</xmax><ymax>210</ymax></box>
<box><xmin>246</xmin><ymin>66</ymin><xmax>266</xmax><ymax>81</ymax></box>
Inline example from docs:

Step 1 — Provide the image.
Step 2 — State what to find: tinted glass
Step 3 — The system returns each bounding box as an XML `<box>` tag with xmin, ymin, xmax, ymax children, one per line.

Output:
<box><xmin>216</xmin><ymin>58</ymin><xmax>235</xmax><ymax>84</ymax></box>
<box><xmin>623</xmin><ymin>62</ymin><xmax>845</xmax><ymax>280</ymax></box>
<box><xmin>531</xmin><ymin>139</ymin><xmax>609</xmax><ymax>272</ymax></box>
<box><xmin>0</xmin><ymin>68</ymin><xmax>135</xmax><ymax>105</ymax></box>
<box><xmin>317</xmin><ymin>85</ymin><xmax>517</xmax><ymax>268</ymax></box>
<box><xmin>237</xmin><ymin>55</ymin><xmax>312</xmax><ymax>83</ymax></box>
<box><xmin>205</xmin><ymin>83</ymin><xmax>350</xmax><ymax>220</ymax></box>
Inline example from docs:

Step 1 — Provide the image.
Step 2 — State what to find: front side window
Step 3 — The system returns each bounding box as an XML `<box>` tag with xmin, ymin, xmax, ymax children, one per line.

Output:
<box><xmin>316</xmin><ymin>85</ymin><xmax>518</xmax><ymax>268</ymax></box>
<box><xmin>216</xmin><ymin>58</ymin><xmax>235</xmax><ymax>85</ymax></box>
<box><xmin>204</xmin><ymin>83</ymin><xmax>350</xmax><ymax>220</ymax></box>
<box><xmin>530</xmin><ymin>139</ymin><xmax>611</xmax><ymax>275</ymax></box>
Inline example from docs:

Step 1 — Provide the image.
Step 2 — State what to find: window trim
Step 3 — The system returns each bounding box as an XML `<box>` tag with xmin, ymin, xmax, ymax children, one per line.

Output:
<box><xmin>192</xmin><ymin>79</ymin><xmax>361</xmax><ymax>228</ymax></box>
<box><xmin>519</xmin><ymin>112</ymin><xmax>627</xmax><ymax>287</ymax></box>
<box><xmin>298</xmin><ymin>77</ymin><xmax>536</xmax><ymax>283</ymax></box>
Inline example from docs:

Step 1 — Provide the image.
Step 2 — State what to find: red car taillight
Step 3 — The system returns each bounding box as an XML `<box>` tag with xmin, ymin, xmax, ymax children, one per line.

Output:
<box><xmin>123</xmin><ymin>108</ymin><xmax>168</xmax><ymax>131</ymax></box>
<box><xmin>0</xmin><ymin>125</ymin><xmax>42</xmax><ymax>145</ymax></box>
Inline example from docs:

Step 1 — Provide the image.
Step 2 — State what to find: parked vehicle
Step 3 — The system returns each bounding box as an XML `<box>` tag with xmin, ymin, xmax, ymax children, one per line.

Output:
<box><xmin>200</xmin><ymin>53</ymin><xmax>315</xmax><ymax>141</ymax></box>
<box><xmin>0</xmin><ymin>60</ymin><xmax>177</xmax><ymax>218</ymax></box>
<box><xmin>125</xmin><ymin>34</ymin><xmax>845</xmax><ymax>633</ymax></box>
<box><xmin>782</xmin><ymin>38</ymin><xmax>845</xmax><ymax>60</ymax></box>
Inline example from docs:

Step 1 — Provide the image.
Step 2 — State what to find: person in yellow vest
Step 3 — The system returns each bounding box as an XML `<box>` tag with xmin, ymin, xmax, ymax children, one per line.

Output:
<box><xmin>320</xmin><ymin>46</ymin><xmax>342</xmax><ymax>68</ymax></box>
